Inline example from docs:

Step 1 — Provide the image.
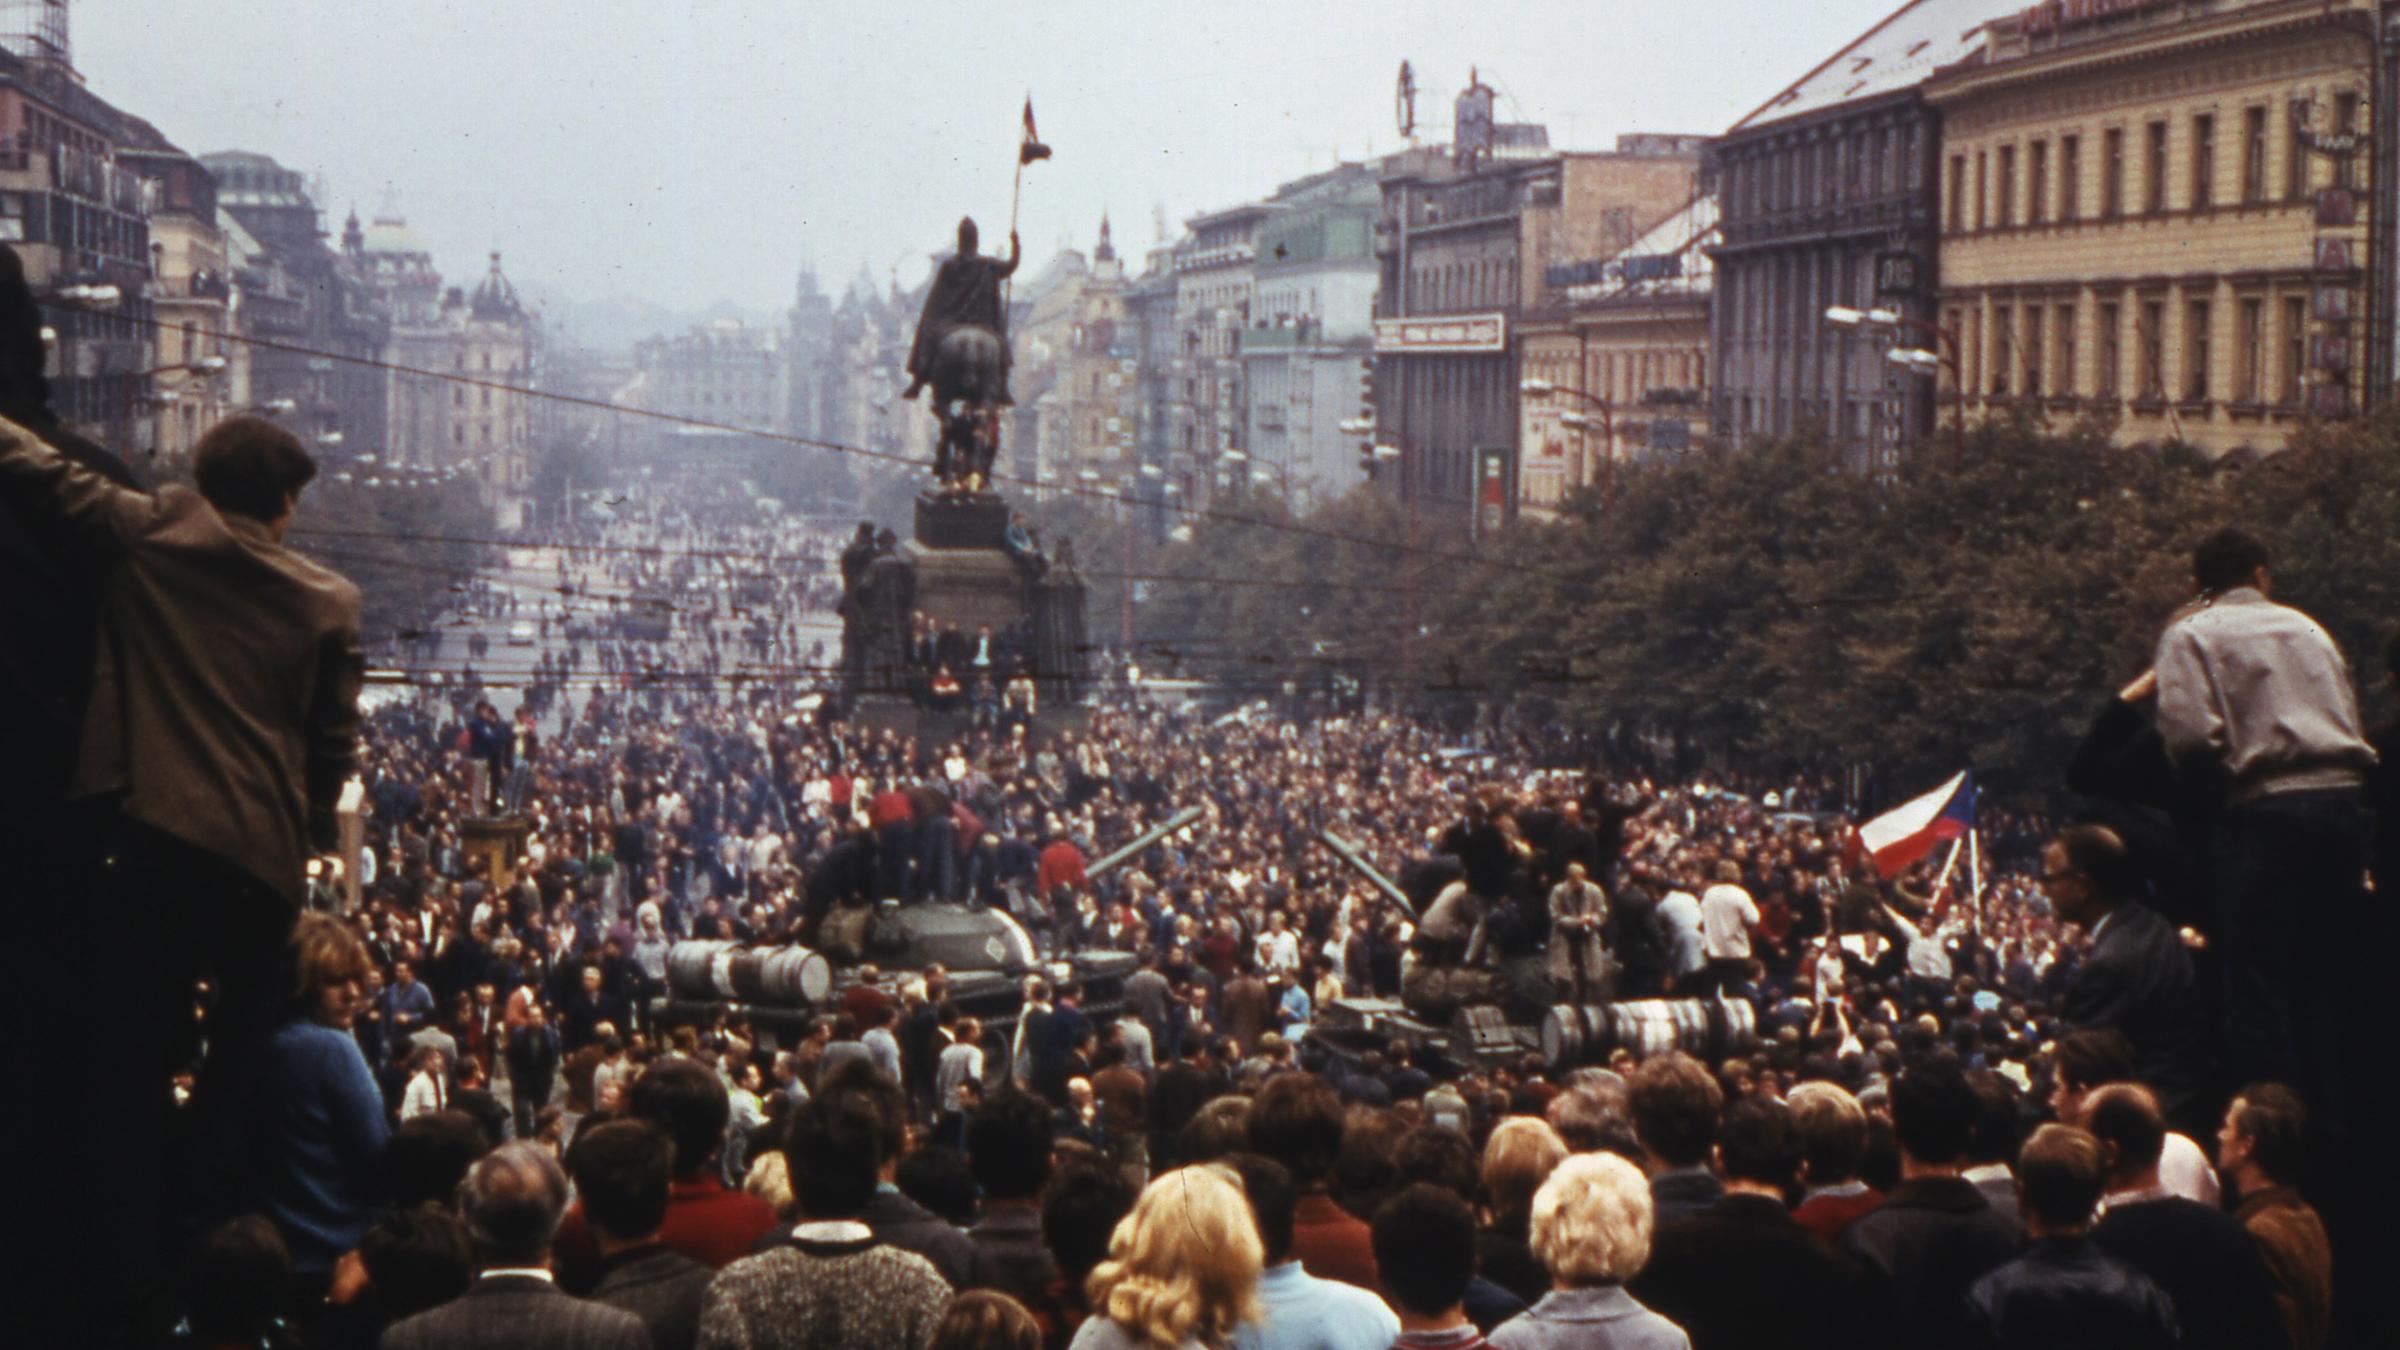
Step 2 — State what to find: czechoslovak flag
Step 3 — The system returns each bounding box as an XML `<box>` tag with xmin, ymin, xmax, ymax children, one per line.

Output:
<box><xmin>1020</xmin><ymin>97</ymin><xmax>1052</xmax><ymax>164</ymax></box>
<box><xmin>1847</xmin><ymin>770</ymin><xmax>1975</xmax><ymax>878</ymax></box>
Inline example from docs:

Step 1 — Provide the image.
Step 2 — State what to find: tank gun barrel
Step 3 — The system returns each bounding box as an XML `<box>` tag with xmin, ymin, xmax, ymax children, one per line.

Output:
<box><xmin>1088</xmin><ymin>805</ymin><xmax>1207</xmax><ymax>878</ymax></box>
<box><xmin>1314</xmin><ymin>829</ymin><xmax>1417</xmax><ymax>919</ymax></box>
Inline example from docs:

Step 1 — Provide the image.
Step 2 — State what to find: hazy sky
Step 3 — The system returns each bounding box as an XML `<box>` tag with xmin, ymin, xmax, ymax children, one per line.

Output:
<box><xmin>77</xmin><ymin>0</ymin><xmax>1907</xmax><ymax>318</ymax></box>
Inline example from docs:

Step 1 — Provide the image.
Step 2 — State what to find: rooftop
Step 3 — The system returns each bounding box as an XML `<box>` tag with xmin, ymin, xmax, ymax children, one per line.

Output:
<box><xmin>1729</xmin><ymin>0</ymin><xmax>2005</xmax><ymax>133</ymax></box>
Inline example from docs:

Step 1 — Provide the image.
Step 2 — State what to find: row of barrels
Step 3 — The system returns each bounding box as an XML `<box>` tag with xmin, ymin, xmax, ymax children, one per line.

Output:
<box><xmin>665</xmin><ymin>940</ymin><xmax>835</xmax><ymax>1007</ymax></box>
<box><xmin>1539</xmin><ymin>998</ymin><xmax>1760</xmax><ymax>1071</ymax></box>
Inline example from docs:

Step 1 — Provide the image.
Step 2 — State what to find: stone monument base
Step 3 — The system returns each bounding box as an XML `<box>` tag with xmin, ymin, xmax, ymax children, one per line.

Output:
<box><xmin>914</xmin><ymin>491</ymin><xmax>1011</xmax><ymax>551</ymax></box>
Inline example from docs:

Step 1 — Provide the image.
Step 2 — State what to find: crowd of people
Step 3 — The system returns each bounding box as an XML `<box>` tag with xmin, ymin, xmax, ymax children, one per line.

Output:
<box><xmin>3</xmin><ymin>233</ymin><xmax>2393</xmax><ymax>1349</ymax></box>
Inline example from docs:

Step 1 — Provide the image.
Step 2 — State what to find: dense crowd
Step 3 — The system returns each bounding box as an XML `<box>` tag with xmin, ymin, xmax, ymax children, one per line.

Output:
<box><xmin>3</xmin><ymin>297</ymin><xmax>2392</xmax><ymax>1350</ymax></box>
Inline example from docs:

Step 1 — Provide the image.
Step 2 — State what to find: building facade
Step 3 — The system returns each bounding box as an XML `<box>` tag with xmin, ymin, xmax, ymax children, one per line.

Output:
<box><xmin>1241</xmin><ymin>163</ymin><xmax>1381</xmax><ymax>508</ymax></box>
<box><xmin>1518</xmin><ymin>192</ymin><xmax>1717</xmax><ymax>512</ymax></box>
<box><xmin>1708</xmin><ymin>0</ymin><xmax>1984</xmax><ymax>471</ymax></box>
<box><xmin>1169</xmin><ymin>201</ymin><xmax>1267</xmax><ymax>505</ymax></box>
<box><xmin>1376</xmin><ymin>132</ymin><xmax>1702</xmax><ymax>527</ymax></box>
<box><xmin>119</xmin><ymin>141</ymin><xmax>227</xmax><ymax>462</ymax></box>
<box><xmin>632</xmin><ymin>318</ymin><xmax>789</xmax><ymax>433</ymax></box>
<box><xmin>1928</xmin><ymin>0</ymin><xmax>2379</xmax><ymax>453</ymax></box>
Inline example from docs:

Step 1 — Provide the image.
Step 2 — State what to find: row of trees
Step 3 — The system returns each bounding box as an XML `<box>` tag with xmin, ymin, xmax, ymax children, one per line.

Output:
<box><xmin>1132</xmin><ymin>413</ymin><xmax>2400</xmax><ymax>801</ymax></box>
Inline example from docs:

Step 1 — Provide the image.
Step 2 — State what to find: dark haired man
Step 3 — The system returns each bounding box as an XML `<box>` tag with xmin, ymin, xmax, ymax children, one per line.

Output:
<box><xmin>2041</xmin><ymin>824</ymin><xmax>2209</xmax><ymax>1137</ymax></box>
<box><xmin>1375</xmin><ymin>1183</ymin><xmax>1491</xmax><ymax>1350</ymax></box>
<box><xmin>570</xmin><ymin>1120</ymin><xmax>711</xmax><ymax>1350</ymax></box>
<box><xmin>3</xmin><ymin>409</ymin><xmax>362</xmax><ymax>1220</ymax></box>
<box><xmin>384</xmin><ymin>1143</ymin><xmax>648</xmax><ymax>1350</ymax></box>
<box><xmin>1634</xmin><ymin>1099</ymin><xmax>1869</xmax><ymax>1350</ymax></box>
<box><xmin>555</xmin><ymin>1059</ymin><xmax>777</xmax><ymax>1287</ymax></box>
<box><xmin>764</xmin><ymin>1063</ymin><xmax>973</xmax><ymax>1286</ymax></box>
<box><xmin>1249</xmin><ymin>1073</ymin><xmax>1378</xmax><ymax>1289</ymax></box>
<box><xmin>965</xmin><ymin>1088</ymin><xmax>1060</xmax><ymax>1308</ymax></box>
<box><xmin>1626</xmin><ymin>1051</ymin><xmax>1724</xmax><ymax>1222</ymax></box>
<box><xmin>2218</xmin><ymin>1083</ymin><xmax>2331</xmax><ymax>1350</ymax></box>
<box><xmin>699</xmin><ymin>1095</ymin><xmax>951</xmax><ymax>1350</ymax></box>
<box><xmin>2150</xmin><ymin>528</ymin><xmax>2374</xmax><ymax>1180</ymax></box>
<box><xmin>1841</xmin><ymin>1058</ymin><xmax>2022</xmax><ymax>1350</ymax></box>
<box><xmin>1964</xmin><ymin>1124</ymin><xmax>2177</xmax><ymax>1349</ymax></box>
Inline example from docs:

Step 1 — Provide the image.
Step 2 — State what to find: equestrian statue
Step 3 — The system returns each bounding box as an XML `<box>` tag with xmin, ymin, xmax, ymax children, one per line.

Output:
<box><xmin>903</xmin><ymin>216</ymin><xmax>1019</xmax><ymax>494</ymax></box>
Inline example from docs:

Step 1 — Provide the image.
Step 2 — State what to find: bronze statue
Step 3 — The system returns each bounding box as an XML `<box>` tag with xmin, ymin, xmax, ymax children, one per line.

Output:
<box><xmin>904</xmin><ymin>217</ymin><xmax>1020</xmax><ymax>493</ymax></box>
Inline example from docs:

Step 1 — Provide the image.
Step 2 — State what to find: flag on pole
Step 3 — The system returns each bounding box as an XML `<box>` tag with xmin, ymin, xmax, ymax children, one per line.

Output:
<box><xmin>1846</xmin><ymin>770</ymin><xmax>1976</xmax><ymax>879</ymax></box>
<box><xmin>1019</xmin><ymin>97</ymin><xmax>1052</xmax><ymax>164</ymax></box>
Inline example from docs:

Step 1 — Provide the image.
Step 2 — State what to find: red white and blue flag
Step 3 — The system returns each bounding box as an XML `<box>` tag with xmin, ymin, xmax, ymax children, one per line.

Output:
<box><xmin>1848</xmin><ymin>770</ymin><xmax>1975</xmax><ymax>878</ymax></box>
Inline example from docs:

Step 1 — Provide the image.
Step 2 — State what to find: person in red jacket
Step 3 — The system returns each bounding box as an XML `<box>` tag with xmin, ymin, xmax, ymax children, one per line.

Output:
<box><xmin>551</xmin><ymin>1060</ymin><xmax>777</xmax><ymax>1290</ymax></box>
<box><xmin>1036</xmin><ymin>830</ymin><xmax>1088</xmax><ymax>956</ymax></box>
<box><xmin>869</xmin><ymin>779</ymin><xmax>916</xmax><ymax>900</ymax></box>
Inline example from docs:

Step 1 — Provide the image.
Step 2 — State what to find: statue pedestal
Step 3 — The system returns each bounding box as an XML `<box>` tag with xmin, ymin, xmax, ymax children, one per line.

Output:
<box><xmin>900</xmin><ymin>541</ymin><xmax>1031</xmax><ymax>634</ymax></box>
<box><xmin>915</xmin><ymin>492</ymin><xmax>1011</xmax><ymax>551</ymax></box>
<box><xmin>460</xmin><ymin>815</ymin><xmax>534</xmax><ymax>892</ymax></box>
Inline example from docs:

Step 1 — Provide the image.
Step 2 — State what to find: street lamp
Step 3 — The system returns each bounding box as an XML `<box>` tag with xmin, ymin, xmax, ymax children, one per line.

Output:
<box><xmin>1826</xmin><ymin>304</ymin><xmax>1963</xmax><ymax>460</ymax></box>
<box><xmin>1520</xmin><ymin>377</ymin><xmax>1618</xmax><ymax>514</ymax></box>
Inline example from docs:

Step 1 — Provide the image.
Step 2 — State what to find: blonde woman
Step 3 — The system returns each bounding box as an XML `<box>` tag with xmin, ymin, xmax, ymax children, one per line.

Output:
<box><xmin>1071</xmin><ymin>1165</ymin><xmax>1263</xmax><ymax>1350</ymax></box>
<box><xmin>1488</xmin><ymin>1153</ymin><xmax>1689</xmax><ymax>1350</ymax></box>
<box><xmin>1478</xmin><ymin>1116</ymin><xmax>1570</xmax><ymax>1303</ymax></box>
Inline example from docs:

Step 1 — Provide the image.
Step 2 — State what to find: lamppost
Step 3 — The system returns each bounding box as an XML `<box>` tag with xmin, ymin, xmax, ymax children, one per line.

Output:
<box><xmin>1825</xmin><ymin>306</ymin><xmax>1964</xmax><ymax>462</ymax></box>
<box><xmin>1519</xmin><ymin>377</ymin><xmax>1617</xmax><ymax>514</ymax></box>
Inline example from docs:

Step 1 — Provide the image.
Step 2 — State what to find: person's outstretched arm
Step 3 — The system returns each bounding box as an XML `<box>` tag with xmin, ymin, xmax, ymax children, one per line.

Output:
<box><xmin>0</xmin><ymin>414</ymin><xmax>155</xmax><ymax>555</ymax></box>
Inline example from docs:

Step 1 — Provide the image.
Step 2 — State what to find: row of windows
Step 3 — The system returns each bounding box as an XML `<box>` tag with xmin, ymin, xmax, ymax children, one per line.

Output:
<box><xmin>1950</xmin><ymin>285</ymin><xmax>2334</xmax><ymax>407</ymax></box>
<box><xmin>1409</xmin><ymin>255</ymin><xmax>1518</xmax><ymax>313</ymax></box>
<box><xmin>1720</xmin><ymin>120</ymin><xmax>1929</xmax><ymax>220</ymax></box>
<box><xmin>1945</xmin><ymin>94</ymin><xmax>2358</xmax><ymax>234</ymax></box>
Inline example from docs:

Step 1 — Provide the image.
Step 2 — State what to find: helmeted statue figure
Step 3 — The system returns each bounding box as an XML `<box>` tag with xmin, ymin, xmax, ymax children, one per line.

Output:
<box><xmin>904</xmin><ymin>217</ymin><xmax>1021</xmax><ymax>491</ymax></box>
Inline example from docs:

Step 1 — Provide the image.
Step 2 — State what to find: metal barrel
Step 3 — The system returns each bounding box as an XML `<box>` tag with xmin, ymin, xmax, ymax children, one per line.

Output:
<box><xmin>1540</xmin><ymin>1004</ymin><xmax>1585</xmax><ymax>1069</ymax></box>
<box><xmin>756</xmin><ymin>946</ymin><xmax>834</xmax><ymax>1005</ymax></box>
<box><xmin>666</xmin><ymin>940</ymin><xmax>741</xmax><ymax>999</ymax></box>
<box><xmin>1612</xmin><ymin>1000</ymin><xmax>1678</xmax><ymax>1060</ymax></box>
<box><xmin>1710</xmin><ymin>997</ymin><xmax>1760</xmax><ymax>1059</ymax></box>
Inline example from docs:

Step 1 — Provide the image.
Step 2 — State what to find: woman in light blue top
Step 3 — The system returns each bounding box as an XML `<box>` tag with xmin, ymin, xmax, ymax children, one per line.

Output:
<box><xmin>251</xmin><ymin>913</ymin><xmax>392</xmax><ymax>1279</ymax></box>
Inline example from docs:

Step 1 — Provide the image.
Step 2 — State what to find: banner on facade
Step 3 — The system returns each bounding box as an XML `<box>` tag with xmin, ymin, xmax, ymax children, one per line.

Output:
<box><xmin>1374</xmin><ymin>314</ymin><xmax>1508</xmax><ymax>353</ymax></box>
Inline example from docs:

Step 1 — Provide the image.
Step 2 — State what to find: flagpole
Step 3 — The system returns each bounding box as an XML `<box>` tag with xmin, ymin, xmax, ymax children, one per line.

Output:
<box><xmin>1967</xmin><ymin>828</ymin><xmax>1984</xmax><ymax>935</ymax></box>
<box><xmin>1930</xmin><ymin>834</ymin><xmax>1965</xmax><ymax>902</ymax></box>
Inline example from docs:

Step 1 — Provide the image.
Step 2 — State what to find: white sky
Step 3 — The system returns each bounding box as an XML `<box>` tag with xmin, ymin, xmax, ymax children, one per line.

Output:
<box><xmin>76</xmin><ymin>0</ymin><xmax>1912</xmax><ymax>312</ymax></box>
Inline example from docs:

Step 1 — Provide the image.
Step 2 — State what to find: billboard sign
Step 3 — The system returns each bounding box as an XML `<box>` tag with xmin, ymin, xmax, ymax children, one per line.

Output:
<box><xmin>1374</xmin><ymin>313</ymin><xmax>1508</xmax><ymax>353</ymax></box>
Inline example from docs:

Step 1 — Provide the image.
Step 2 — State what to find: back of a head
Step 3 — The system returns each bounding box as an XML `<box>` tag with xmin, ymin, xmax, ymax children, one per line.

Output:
<box><xmin>897</xmin><ymin>1144</ymin><xmax>979</xmax><ymax>1226</ymax></box>
<box><xmin>822</xmin><ymin>1065</ymin><xmax>909</xmax><ymax>1168</ymax></box>
<box><xmin>1090</xmin><ymin>1166</ymin><xmax>1264</xmax><ymax>1347</ymax></box>
<box><xmin>383</xmin><ymin>1110</ymin><xmax>494</xmax><ymax>1210</ymax></box>
<box><xmin>2054</xmin><ymin>1028</ymin><xmax>2136</xmax><ymax>1096</ymax></box>
<box><xmin>181</xmin><ymin>1216</ymin><xmax>291</xmax><ymax>1347</ymax></box>
<box><xmin>1889</xmin><ymin>1057</ymin><xmax>1976</xmax><ymax>1167</ymax></box>
<box><xmin>1392</xmin><ymin>1123</ymin><xmax>1480</xmax><ymax>1203</ymax></box>
<box><xmin>968</xmin><ymin>1088</ymin><xmax>1056</xmax><ymax>1201</ymax></box>
<box><xmin>784</xmin><ymin>1093</ymin><xmax>882</xmax><ymax>1220</ymax></box>
<box><xmin>2083</xmin><ymin>1083</ymin><xmax>2167</xmax><ymax>1181</ymax></box>
<box><xmin>2017</xmin><ymin>1123</ymin><xmax>2108</xmax><ymax>1232</ymax></box>
<box><xmin>1966</xmin><ymin>1070</ymin><xmax>2025</xmax><ymax>1168</ymax></box>
<box><xmin>1248</xmin><ymin>1074</ymin><xmax>1346</xmax><ymax>1187</ymax></box>
<box><xmin>1529</xmin><ymin>1151</ymin><xmax>1655</xmax><ymax>1288</ymax></box>
<box><xmin>2192</xmin><ymin>527</ymin><xmax>2271</xmax><ymax>595</ymax></box>
<box><xmin>360</xmin><ymin>1203</ymin><xmax>473</xmax><ymax>1321</ymax></box>
<box><xmin>1717</xmin><ymin>1098</ymin><xmax>1801</xmax><ymax>1190</ymax></box>
<box><xmin>459</xmin><ymin>1141</ymin><xmax>571</xmax><ymax>1266</ymax></box>
<box><xmin>1373</xmin><ymin>1183</ymin><xmax>1477</xmax><ymax>1318</ymax></box>
<box><xmin>193</xmin><ymin>415</ymin><xmax>315</xmax><ymax>522</ymax></box>
<box><xmin>630</xmin><ymin>1058</ymin><xmax>731</xmax><ymax>1178</ymax></box>
<box><xmin>1180</xmin><ymin>1094</ymin><xmax>1253</xmax><ymax>1164</ymax></box>
<box><xmin>0</xmin><ymin>242</ymin><xmax>53</xmax><ymax>424</ymax></box>
<box><xmin>1547</xmin><ymin>1086</ymin><xmax>1642</xmax><ymax>1160</ymax></box>
<box><xmin>1483</xmin><ymin>1116</ymin><xmax>1570</xmax><ymax>1222</ymax></box>
<box><xmin>1786</xmin><ymin>1082</ymin><xmax>1867</xmax><ymax>1185</ymax></box>
<box><xmin>566</xmin><ymin>1119</ymin><xmax>674</xmax><ymax>1244</ymax></box>
<box><xmin>1628</xmin><ymin>1051</ymin><xmax>1723</xmax><ymax>1169</ymax></box>
<box><xmin>2228</xmin><ymin>1081</ymin><xmax>2308</xmax><ymax>1187</ymax></box>
<box><xmin>1226</xmin><ymin>1152</ymin><xmax>1299</xmax><ymax>1265</ymax></box>
<box><xmin>927</xmin><ymin>1288</ymin><xmax>1043</xmax><ymax>1350</ymax></box>
<box><xmin>2053</xmin><ymin>824</ymin><xmax>2138</xmax><ymax>901</ymax></box>
<box><xmin>1042</xmin><ymin>1159</ymin><xmax>1139</xmax><ymax>1287</ymax></box>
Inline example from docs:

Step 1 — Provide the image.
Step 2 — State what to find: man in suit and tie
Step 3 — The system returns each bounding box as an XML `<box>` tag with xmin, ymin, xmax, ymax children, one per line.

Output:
<box><xmin>2041</xmin><ymin>824</ymin><xmax>2213</xmax><ymax>1137</ymax></box>
<box><xmin>382</xmin><ymin>1142</ymin><xmax>649</xmax><ymax>1350</ymax></box>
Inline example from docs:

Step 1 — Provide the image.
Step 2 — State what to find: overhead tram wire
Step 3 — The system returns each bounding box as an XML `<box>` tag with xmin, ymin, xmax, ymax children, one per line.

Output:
<box><xmin>53</xmin><ymin>301</ymin><xmax>1578</xmax><ymax>585</ymax></box>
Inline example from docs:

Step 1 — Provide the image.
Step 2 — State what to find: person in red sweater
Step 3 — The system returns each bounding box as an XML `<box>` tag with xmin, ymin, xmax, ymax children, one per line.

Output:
<box><xmin>1789</xmin><ymin>1081</ymin><xmax>1884</xmax><ymax>1241</ymax></box>
<box><xmin>1248</xmin><ymin>1073</ymin><xmax>1379</xmax><ymax>1289</ymax></box>
<box><xmin>869</xmin><ymin>780</ymin><xmax>915</xmax><ymax>901</ymax></box>
<box><xmin>1035</xmin><ymin>831</ymin><xmax>1087</xmax><ymax>898</ymax></box>
<box><xmin>552</xmin><ymin>1059</ymin><xmax>777</xmax><ymax>1290</ymax></box>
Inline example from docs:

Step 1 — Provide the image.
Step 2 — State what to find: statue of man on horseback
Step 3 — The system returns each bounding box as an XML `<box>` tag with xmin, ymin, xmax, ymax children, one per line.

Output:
<box><xmin>904</xmin><ymin>217</ymin><xmax>1020</xmax><ymax>493</ymax></box>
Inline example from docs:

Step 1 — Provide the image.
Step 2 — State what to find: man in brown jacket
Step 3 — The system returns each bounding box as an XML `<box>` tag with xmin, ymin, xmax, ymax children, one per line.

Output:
<box><xmin>0</xmin><ymin>411</ymin><xmax>362</xmax><ymax>1235</ymax></box>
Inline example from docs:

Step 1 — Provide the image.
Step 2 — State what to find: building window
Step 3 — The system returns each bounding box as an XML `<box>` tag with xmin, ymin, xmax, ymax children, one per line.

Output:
<box><xmin>2099</xmin><ymin>301</ymin><xmax>2121</xmax><ymax>397</ymax></box>
<box><xmin>2138</xmin><ymin>301</ymin><xmax>2164</xmax><ymax>398</ymax></box>
<box><xmin>2237</xmin><ymin>298</ymin><xmax>2264</xmax><ymax>402</ymax></box>
<box><xmin>2333</xmin><ymin>92</ymin><xmax>2360</xmax><ymax>188</ymax></box>
<box><xmin>2024</xmin><ymin>306</ymin><xmax>2044</xmax><ymax>396</ymax></box>
<box><xmin>2103</xmin><ymin>128</ymin><xmax>2125</xmax><ymax>217</ymax></box>
<box><xmin>2286</xmin><ymin>103</ymin><xmax>2308</xmax><ymax>200</ymax></box>
<box><xmin>1975</xmin><ymin>151</ymin><xmax>1989</xmax><ymax>229</ymax></box>
<box><xmin>2283</xmin><ymin>296</ymin><xmax>2308</xmax><ymax>402</ymax></box>
<box><xmin>1992</xmin><ymin>306</ymin><xmax>2012</xmax><ymax>395</ymax></box>
<box><xmin>2145</xmin><ymin>121</ymin><xmax>2169</xmax><ymax>214</ymax></box>
<box><xmin>2060</xmin><ymin>135</ymin><xmax>2081</xmax><ymax>221</ymax></box>
<box><xmin>1948</xmin><ymin>154</ymin><xmax>1967</xmax><ymax>231</ymax></box>
<box><xmin>2191</xmin><ymin>114</ymin><xmax>2215</xmax><ymax>210</ymax></box>
<box><xmin>2029</xmin><ymin>140</ymin><xmax>2049</xmax><ymax>224</ymax></box>
<box><xmin>2242</xmin><ymin>106</ymin><xmax>2269</xmax><ymax>203</ymax></box>
<box><xmin>1997</xmin><ymin>145</ymin><xmax>2017</xmax><ymax>226</ymax></box>
<box><xmin>2056</xmin><ymin>302</ymin><xmax>2077</xmax><ymax>397</ymax></box>
<box><xmin>2185</xmin><ymin>300</ymin><xmax>2210</xmax><ymax>401</ymax></box>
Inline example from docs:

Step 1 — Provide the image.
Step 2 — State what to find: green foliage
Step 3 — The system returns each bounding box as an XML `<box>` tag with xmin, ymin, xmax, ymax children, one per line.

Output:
<box><xmin>1138</xmin><ymin>417</ymin><xmax>2400</xmax><ymax>802</ymax></box>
